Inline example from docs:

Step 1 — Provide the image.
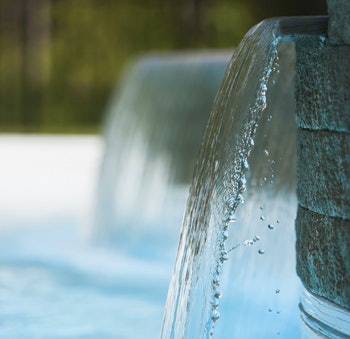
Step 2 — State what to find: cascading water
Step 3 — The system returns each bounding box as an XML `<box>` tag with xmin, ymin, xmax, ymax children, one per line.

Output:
<box><xmin>161</xmin><ymin>19</ymin><xmax>285</xmax><ymax>338</ymax></box>
<box><xmin>161</xmin><ymin>18</ymin><xmax>332</xmax><ymax>338</ymax></box>
<box><xmin>91</xmin><ymin>53</ymin><xmax>230</xmax><ymax>258</ymax></box>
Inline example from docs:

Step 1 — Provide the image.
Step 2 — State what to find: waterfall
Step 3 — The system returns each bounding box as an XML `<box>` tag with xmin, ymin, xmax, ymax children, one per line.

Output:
<box><xmin>92</xmin><ymin>52</ymin><xmax>231</xmax><ymax>258</ymax></box>
<box><xmin>162</xmin><ymin>18</ymin><xmax>301</xmax><ymax>338</ymax></box>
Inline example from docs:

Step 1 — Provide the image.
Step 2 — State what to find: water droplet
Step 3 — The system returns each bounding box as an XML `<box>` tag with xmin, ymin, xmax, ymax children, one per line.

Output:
<box><xmin>211</xmin><ymin>309</ymin><xmax>220</xmax><ymax>321</ymax></box>
<box><xmin>268</xmin><ymin>308</ymin><xmax>272</xmax><ymax>312</ymax></box>
<box><xmin>260</xmin><ymin>206</ymin><xmax>263</xmax><ymax>210</ymax></box>
<box><xmin>276</xmin><ymin>219</ymin><xmax>280</xmax><ymax>224</ymax></box>
<box><xmin>264</xmin><ymin>149</ymin><xmax>269</xmax><ymax>156</ymax></box>
<box><xmin>228</xmin><ymin>214</ymin><xmax>237</xmax><ymax>223</ymax></box>
<box><xmin>254</xmin><ymin>235</ymin><xmax>260</xmax><ymax>241</ymax></box>
<box><xmin>263</xmin><ymin>177</ymin><xmax>267</xmax><ymax>181</ymax></box>
<box><xmin>249</xmin><ymin>137</ymin><xmax>254</xmax><ymax>146</ymax></box>
<box><xmin>214</xmin><ymin>290</ymin><xmax>221</xmax><ymax>299</ymax></box>
<box><xmin>220</xmin><ymin>250</ymin><xmax>229</xmax><ymax>262</ymax></box>
<box><xmin>216</xmin><ymin>262</ymin><xmax>223</xmax><ymax>274</ymax></box>
<box><xmin>239</xmin><ymin>185</ymin><xmax>246</xmax><ymax>193</ymax></box>
<box><xmin>228</xmin><ymin>244</ymin><xmax>240</xmax><ymax>252</ymax></box>
<box><xmin>238</xmin><ymin>194</ymin><xmax>245</xmax><ymax>204</ymax></box>
<box><xmin>275</xmin><ymin>289</ymin><xmax>280</xmax><ymax>294</ymax></box>
<box><xmin>260</xmin><ymin>215</ymin><xmax>265</xmax><ymax>221</ymax></box>
<box><xmin>213</xmin><ymin>274</ymin><xmax>220</xmax><ymax>286</ymax></box>
<box><xmin>268</xmin><ymin>224</ymin><xmax>274</xmax><ymax>230</ymax></box>
<box><xmin>223</xmin><ymin>230</ymin><xmax>229</xmax><ymax>240</ymax></box>
<box><xmin>242</xmin><ymin>159</ymin><xmax>249</xmax><ymax>169</ymax></box>
<box><xmin>226</xmin><ymin>197</ymin><xmax>235</xmax><ymax>209</ymax></box>
<box><xmin>243</xmin><ymin>239</ymin><xmax>254</xmax><ymax>246</ymax></box>
<box><xmin>211</xmin><ymin>298</ymin><xmax>219</xmax><ymax>308</ymax></box>
<box><xmin>258</xmin><ymin>249</ymin><xmax>265</xmax><ymax>254</ymax></box>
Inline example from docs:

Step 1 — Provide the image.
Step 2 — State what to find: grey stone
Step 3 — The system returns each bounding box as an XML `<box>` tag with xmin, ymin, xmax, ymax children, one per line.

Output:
<box><xmin>295</xmin><ymin>36</ymin><xmax>350</xmax><ymax>132</ymax></box>
<box><xmin>327</xmin><ymin>0</ymin><xmax>350</xmax><ymax>45</ymax></box>
<box><xmin>296</xmin><ymin>128</ymin><xmax>350</xmax><ymax>219</ymax></box>
<box><xmin>295</xmin><ymin>205</ymin><xmax>350</xmax><ymax>310</ymax></box>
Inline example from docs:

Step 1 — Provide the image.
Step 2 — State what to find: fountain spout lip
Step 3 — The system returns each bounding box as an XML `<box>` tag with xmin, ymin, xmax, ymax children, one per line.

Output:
<box><xmin>278</xmin><ymin>16</ymin><xmax>329</xmax><ymax>36</ymax></box>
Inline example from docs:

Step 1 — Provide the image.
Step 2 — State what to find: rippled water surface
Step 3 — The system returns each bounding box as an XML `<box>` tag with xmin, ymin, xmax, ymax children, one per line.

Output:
<box><xmin>0</xmin><ymin>136</ymin><xmax>172</xmax><ymax>338</ymax></box>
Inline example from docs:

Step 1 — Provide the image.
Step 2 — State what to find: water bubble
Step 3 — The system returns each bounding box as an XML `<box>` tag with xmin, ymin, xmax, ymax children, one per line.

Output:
<box><xmin>275</xmin><ymin>289</ymin><xmax>280</xmax><ymax>294</ymax></box>
<box><xmin>249</xmin><ymin>137</ymin><xmax>255</xmax><ymax>146</ymax></box>
<box><xmin>258</xmin><ymin>249</ymin><xmax>265</xmax><ymax>254</ymax></box>
<box><xmin>276</xmin><ymin>219</ymin><xmax>280</xmax><ymax>224</ymax></box>
<box><xmin>223</xmin><ymin>230</ymin><xmax>229</xmax><ymax>240</ymax></box>
<box><xmin>264</xmin><ymin>149</ymin><xmax>269</xmax><ymax>156</ymax></box>
<box><xmin>254</xmin><ymin>235</ymin><xmax>260</xmax><ymax>241</ymax></box>
<box><xmin>268</xmin><ymin>224</ymin><xmax>274</xmax><ymax>230</ymax></box>
<box><xmin>260</xmin><ymin>215</ymin><xmax>265</xmax><ymax>221</ymax></box>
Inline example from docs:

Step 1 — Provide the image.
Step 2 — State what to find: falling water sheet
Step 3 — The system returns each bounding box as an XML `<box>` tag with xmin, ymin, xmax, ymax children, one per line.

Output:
<box><xmin>162</xmin><ymin>18</ymin><xmax>303</xmax><ymax>338</ymax></box>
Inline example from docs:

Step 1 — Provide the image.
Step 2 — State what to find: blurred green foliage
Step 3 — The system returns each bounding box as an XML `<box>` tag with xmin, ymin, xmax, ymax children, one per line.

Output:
<box><xmin>0</xmin><ymin>0</ymin><xmax>326</xmax><ymax>133</ymax></box>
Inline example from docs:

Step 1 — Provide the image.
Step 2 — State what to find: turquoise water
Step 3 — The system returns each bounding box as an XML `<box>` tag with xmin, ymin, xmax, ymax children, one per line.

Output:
<box><xmin>0</xmin><ymin>136</ymin><xmax>171</xmax><ymax>338</ymax></box>
<box><xmin>0</xmin><ymin>224</ymin><xmax>170</xmax><ymax>338</ymax></box>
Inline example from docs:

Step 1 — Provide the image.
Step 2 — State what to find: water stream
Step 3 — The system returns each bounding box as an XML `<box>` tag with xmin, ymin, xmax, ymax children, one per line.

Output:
<box><xmin>92</xmin><ymin>53</ymin><xmax>230</xmax><ymax>259</ymax></box>
<box><xmin>162</xmin><ymin>18</ymin><xmax>301</xmax><ymax>338</ymax></box>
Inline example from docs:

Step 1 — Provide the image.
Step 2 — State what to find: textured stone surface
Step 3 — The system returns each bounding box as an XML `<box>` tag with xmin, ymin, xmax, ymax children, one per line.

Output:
<box><xmin>296</xmin><ymin>205</ymin><xmax>350</xmax><ymax>310</ymax></box>
<box><xmin>295</xmin><ymin>36</ymin><xmax>350</xmax><ymax>132</ymax></box>
<box><xmin>327</xmin><ymin>0</ymin><xmax>350</xmax><ymax>45</ymax></box>
<box><xmin>296</xmin><ymin>128</ymin><xmax>350</xmax><ymax>219</ymax></box>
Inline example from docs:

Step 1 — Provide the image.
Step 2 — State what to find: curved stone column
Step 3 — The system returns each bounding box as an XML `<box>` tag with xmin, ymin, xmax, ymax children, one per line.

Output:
<box><xmin>295</xmin><ymin>0</ymin><xmax>350</xmax><ymax>336</ymax></box>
